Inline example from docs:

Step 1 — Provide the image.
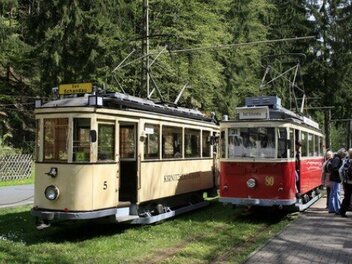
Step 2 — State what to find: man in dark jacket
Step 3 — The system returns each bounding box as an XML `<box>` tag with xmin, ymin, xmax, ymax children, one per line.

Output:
<box><xmin>328</xmin><ymin>148</ymin><xmax>346</xmax><ymax>214</ymax></box>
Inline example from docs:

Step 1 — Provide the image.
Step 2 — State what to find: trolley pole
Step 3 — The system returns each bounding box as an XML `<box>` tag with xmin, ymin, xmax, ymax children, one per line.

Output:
<box><xmin>142</xmin><ymin>0</ymin><xmax>150</xmax><ymax>98</ymax></box>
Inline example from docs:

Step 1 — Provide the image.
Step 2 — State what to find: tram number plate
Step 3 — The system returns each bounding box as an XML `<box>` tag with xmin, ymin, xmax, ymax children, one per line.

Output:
<box><xmin>265</xmin><ymin>176</ymin><xmax>274</xmax><ymax>186</ymax></box>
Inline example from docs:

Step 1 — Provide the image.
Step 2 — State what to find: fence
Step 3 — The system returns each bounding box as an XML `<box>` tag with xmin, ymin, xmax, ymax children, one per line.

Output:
<box><xmin>0</xmin><ymin>154</ymin><xmax>33</xmax><ymax>181</ymax></box>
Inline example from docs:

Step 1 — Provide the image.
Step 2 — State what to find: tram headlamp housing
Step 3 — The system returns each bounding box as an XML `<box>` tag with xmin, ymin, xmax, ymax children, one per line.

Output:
<box><xmin>44</xmin><ymin>185</ymin><xmax>60</xmax><ymax>201</ymax></box>
<box><xmin>246</xmin><ymin>178</ymin><xmax>256</xmax><ymax>189</ymax></box>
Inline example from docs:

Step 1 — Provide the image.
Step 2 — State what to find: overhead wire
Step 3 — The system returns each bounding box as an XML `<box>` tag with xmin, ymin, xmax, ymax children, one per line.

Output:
<box><xmin>114</xmin><ymin>36</ymin><xmax>316</xmax><ymax>70</ymax></box>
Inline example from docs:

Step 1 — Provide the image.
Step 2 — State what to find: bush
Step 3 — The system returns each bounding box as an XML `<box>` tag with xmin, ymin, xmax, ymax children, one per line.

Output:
<box><xmin>0</xmin><ymin>137</ymin><xmax>21</xmax><ymax>156</ymax></box>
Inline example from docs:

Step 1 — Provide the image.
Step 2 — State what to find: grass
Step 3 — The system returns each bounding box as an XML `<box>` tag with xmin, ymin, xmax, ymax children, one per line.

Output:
<box><xmin>0</xmin><ymin>201</ymin><xmax>296</xmax><ymax>264</ymax></box>
<box><xmin>0</xmin><ymin>176</ymin><xmax>34</xmax><ymax>187</ymax></box>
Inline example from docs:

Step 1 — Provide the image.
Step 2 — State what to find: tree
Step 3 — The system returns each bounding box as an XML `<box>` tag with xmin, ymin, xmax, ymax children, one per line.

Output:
<box><xmin>217</xmin><ymin>0</ymin><xmax>274</xmax><ymax>117</ymax></box>
<box><xmin>0</xmin><ymin>0</ymin><xmax>37</xmax><ymax>150</ymax></box>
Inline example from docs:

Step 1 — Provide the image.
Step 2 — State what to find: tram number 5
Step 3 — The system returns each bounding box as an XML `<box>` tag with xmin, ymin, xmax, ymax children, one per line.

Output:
<box><xmin>265</xmin><ymin>176</ymin><xmax>274</xmax><ymax>186</ymax></box>
<box><xmin>103</xmin><ymin>181</ymin><xmax>108</xmax><ymax>190</ymax></box>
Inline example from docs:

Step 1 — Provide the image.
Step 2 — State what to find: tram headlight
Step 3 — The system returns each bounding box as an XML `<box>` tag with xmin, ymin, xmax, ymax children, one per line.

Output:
<box><xmin>44</xmin><ymin>185</ymin><xmax>60</xmax><ymax>201</ymax></box>
<box><xmin>246</xmin><ymin>178</ymin><xmax>256</xmax><ymax>189</ymax></box>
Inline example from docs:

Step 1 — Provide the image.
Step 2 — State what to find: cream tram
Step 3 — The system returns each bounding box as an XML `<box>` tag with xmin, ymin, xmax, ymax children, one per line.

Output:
<box><xmin>31</xmin><ymin>84</ymin><xmax>218</xmax><ymax>228</ymax></box>
<box><xmin>219</xmin><ymin>96</ymin><xmax>324</xmax><ymax>211</ymax></box>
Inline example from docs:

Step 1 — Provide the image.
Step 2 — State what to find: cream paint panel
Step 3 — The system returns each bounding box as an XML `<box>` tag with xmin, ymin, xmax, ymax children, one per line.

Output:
<box><xmin>139</xmin><ymin>160</ymin><xmax>214</xmax><ymax>202</ymax></box>
<box><xmin>34</xmin><ymin>163</ymin><xmax>118</xmax><ymax>211</ymax></box>
<box><xmin>92</xmin><ymin>164</ymin><xmax>119</xmax><ymax>209</ymax></box>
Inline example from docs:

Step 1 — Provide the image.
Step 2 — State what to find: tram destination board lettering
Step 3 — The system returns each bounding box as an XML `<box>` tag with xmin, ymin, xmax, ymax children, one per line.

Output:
<box><xmin>59</xmin><ymin>83</ymin><xmax>93</xmax><ymax>95</ymax></box>
<box><xmin>164</xmin><ymin>173</ymin><xmax>200</xmax><ymax>182</ymax></box>
<box><xmin>237</xmin><ymin>106</ymin><xmax>269</xmax><ymax>120</ymax></box>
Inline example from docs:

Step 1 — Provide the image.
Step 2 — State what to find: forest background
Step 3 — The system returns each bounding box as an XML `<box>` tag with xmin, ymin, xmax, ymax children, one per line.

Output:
<box><xmin>0</xmin><ymin>0</ymin><xmax>351</xmax><ymax>153</ymax></box>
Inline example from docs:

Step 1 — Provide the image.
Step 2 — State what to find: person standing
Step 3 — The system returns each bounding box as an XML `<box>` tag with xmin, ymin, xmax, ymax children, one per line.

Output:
<box><xmin>328</xmin><ymin>148</ymin><xmax>346</xmax><ymax>214</ymax></box>
<box><xmin>322</xmin><ymin>150</ymin><xmax>333</xmax><ymax>208</ymax></box>
<box><xmin>339</xmin><ymin>148</ymin><xmax>352</xmax><ymax>217</ymax></box>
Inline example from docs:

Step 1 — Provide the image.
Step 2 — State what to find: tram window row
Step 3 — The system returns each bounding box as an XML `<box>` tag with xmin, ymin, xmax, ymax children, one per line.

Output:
<box><xmin>220</xmin><ymin>126</ymin><xmax>324</xmax><ymax>160</ymax></box>
<box><xmin>37</xmin><ymin>117</ymin><xmax>214</xmax><ymax>163</ymax></box>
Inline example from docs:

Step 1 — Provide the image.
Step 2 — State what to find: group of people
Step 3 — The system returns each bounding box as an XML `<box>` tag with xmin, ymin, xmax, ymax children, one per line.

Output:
<box><xmin>322</xmin><ymin>148</ymin><xmax>352</xmax><ymax>217</ymax></box>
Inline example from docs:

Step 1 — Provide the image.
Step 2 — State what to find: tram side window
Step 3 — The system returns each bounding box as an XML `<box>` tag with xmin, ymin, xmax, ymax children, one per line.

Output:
<box><xmin>277</xmin><ymin>128</ymin><xmax>287</xmax><ymax>158</ymax></box>
<box><xmin>98</xmin><ymin>124</ymin><xmax>115</xmax><ymax>161</ymax></box>
<box><xmin>185</xmin><ymin>129</ymin><xmax>200</xmax><ymax>158</ymax></box>
<box><xmin>319</xmin><ymin>137</ymin><xmax>324</xmax><ymax>156</ymax></box>
<box><xmin>44</xmin><ymin>118</ymin><xmax>68</xmax><ymax>161</ymax></box>
<box><xmin>120</xmin><ymin>125</ymin><xmax>135</xmax><ymax>159</ymax></box>
<box><xmin>72</xmin><ymin>118</ymin><xmax>91</xmax><ymax>162</ymax></box>
<box><xmin>301</xmin><ymin>132</ymin><xmax>308</xmax><ymax>157</ymax></box>
<box><xmin>289</xmin><ymin>128</ymin><xmax>295</xmax><ymax>158</ymax></box>
<box><xmin>202</xmin><ymin>131</ymin><xmax>211</xmax><ymax>158</ymax></box>
<box><xmin>314</xmin><ymin>135</ymin><xmax>319</xmax><ymax>156</ymax></box>
<box><xmin>308</xmin><ymin>133</ymin><xmax>314</xmax><ymax>156</ymax></box>
<box><xmin>220</xmin><ymin>131</ymin><xmax>225</xmax><ymax>158</ymax></box>
<box><xmin>144</xmin><ymin>124</ymin><xmax>160</xmax><ymax>159</ymax></box>
<box><xmin>162</xmin><ymin>126</ymin><xmax>182</xmax><ymax>159</ymax></box>
<box><xmin>35</xmin><ymin>119</ymin><xmax>40</xmax><ymax>161</ymax></box>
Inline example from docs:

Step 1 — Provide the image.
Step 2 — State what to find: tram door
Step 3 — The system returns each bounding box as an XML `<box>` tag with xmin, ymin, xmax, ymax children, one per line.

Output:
<box><xmin>295</xmin><ymin>129</ymin><xmax>301</xmax><ymax>193</ymax></box>
<box><xmin>119</xmin><ymin>123</ymin><xmax>138</xmax><ymax>203</ymax></box>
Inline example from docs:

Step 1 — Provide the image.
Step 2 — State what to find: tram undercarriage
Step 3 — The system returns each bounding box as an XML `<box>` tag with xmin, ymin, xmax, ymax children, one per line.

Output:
<box><xmin>32</xmin><ymin>190</ymin><xmax>212</xmax><ymax>229</ymax></box>
<box><xmin>294</xmin><ymin>187</ymin><xmax>322</xmax><ymax>211</ymax></box>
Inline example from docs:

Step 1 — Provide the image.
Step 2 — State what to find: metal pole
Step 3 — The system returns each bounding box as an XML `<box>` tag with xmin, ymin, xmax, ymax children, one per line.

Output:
<box><xmin>327</xmin><ymin>109</ymin><xmax>331</xmax><ymax>149</ymax></box>
<box><xmin>145</xmin><ymin>0</ymin><xmax>150</xmax><ymax>98</ymax></box>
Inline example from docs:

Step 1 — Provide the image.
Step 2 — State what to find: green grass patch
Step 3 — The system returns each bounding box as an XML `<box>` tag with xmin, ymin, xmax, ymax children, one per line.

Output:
<box><xmin>0</xmin><ymin>202</ymin><xmax>294</xmax><ymax>264</ymax></box>
<box><xmin>0</xmin><ymin>176</ymin><xmax>34</xmax><ymax>187</ymax></box>
<box><xmin>0</xmin><ymin>166</ymin><xmax>34</xmax><ymax>187</ymax></box>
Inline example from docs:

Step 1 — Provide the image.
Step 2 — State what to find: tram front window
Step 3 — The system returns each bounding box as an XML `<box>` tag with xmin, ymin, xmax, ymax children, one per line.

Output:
<box><xmin>73</xmin><ymin>118</ymin><xmax>91</xmax><ymax>162</ymax></box>
<box><xmin>228</xmin><ymin>127</ymin><xmax>275</xmax><ymax>158</ymax></box>
<box><xmin>44</xmin><ymin>118</ymin><xmax>68</xmax><ymax>162</ymax></box>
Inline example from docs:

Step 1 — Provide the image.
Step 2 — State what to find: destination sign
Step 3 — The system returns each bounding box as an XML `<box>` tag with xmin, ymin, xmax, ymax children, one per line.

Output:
<box><xmin>58</xmin><ymin>83</ymin><xmax>93</xmax><ymax>95</ymax></box>
<box><xmin>237</xmin><ymin>106</ymin><xmax>269</xmax><ymax>120</ymax></box>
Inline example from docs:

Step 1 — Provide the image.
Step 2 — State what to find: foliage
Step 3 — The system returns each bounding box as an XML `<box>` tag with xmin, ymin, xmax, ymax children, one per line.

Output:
<box><xmin>0</xmin><ymin>136</ymin><xmax>20</xmax><ymax>155</ymax></box>
<box><xmin>0</xmin><ymin>0</ymin><xmax>352</xmax><ymax>148</ymax></box>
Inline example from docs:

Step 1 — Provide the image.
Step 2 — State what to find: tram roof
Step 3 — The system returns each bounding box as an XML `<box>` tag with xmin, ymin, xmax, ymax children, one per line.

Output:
<box><xmin>37</xmin><ymin>92</ymin><xmax>216</xmax><ymax>123</ymax></box>
<box><xmin>222</xmin><ymin>96</ymin><xmax>321</xmax><ymax>131</ymax></box>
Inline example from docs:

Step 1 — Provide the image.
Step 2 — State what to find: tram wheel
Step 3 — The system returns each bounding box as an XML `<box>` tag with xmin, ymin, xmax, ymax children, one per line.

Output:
<box><xmin>155</xmin><ymin>204</ymin><xmax>164</xmax><ymax>215</ymax></box>
<box><xmin>303</xmin><ymin>194</ymin><xmax>310</xmax><ymax>204</ymax></box>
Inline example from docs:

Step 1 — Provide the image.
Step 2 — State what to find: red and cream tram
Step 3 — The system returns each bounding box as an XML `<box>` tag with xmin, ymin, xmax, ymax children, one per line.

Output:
<box><xmin>219</xmin><ymin>96</ymin><xmax>324</xmax><ymax>211</ymax></box>
<box><xmin>31</xmin><ymin>83</ymin><xmax>218</xmax><ymax>228</ymax></box>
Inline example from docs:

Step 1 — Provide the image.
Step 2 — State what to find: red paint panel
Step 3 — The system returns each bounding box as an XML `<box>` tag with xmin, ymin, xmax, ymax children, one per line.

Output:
<box><xmin>220</xmin><ymin>158</ymin><xmax>324</xmax><ymax>202</ymax></box>
<box><xmin>299</xmin><ymin>158</ymin><xmax>324</xmax><ymax>194</ymax></box>
<box><xmin>220</xmin><ymin>161</ymin><xmax>296</xmax><ymax>200</ymax></box>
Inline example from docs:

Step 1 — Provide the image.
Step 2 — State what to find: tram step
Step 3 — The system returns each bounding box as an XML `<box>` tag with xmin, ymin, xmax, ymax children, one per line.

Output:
<box><xmin>115</xmin><ymin>215</ymin><xmax>139</xmax><ymax>223</ymax></box>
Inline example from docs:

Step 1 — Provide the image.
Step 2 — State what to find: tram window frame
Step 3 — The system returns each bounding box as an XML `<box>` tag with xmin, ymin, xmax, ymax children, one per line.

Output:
<box><xmin>162</xmin><ymin>126</ymin><xmax>183</xmax><ymax>159</ymax></box>
<box><xmin>301</xmin><ymin>131</ymin><xmax>308</xmax><ymax>157</ymax></box>
<box><xmin>120</xmin><ymin>125</ymin><xmax>136</xmax><ymax>160</ymax></box>
<box><xmin>220</xmin><ymin>131</ymin><xmax>225</xmax><ymax>158</ymax></box>
<box><xmin>202</xmin><ymin>130</ymin><xmax>211</xmax><ymax>158</ymax></box>
<box><xmin>185</xmin><ymin>128</ymin><xmax>200</xmax><ymax>158</ymax></box>
<box><xmin>73</xmin><ymin>118</ymin><xmax>91</xmax><ymax>162</ymax></box>
<box><xmin>319</xmin><ymin>136</ymin><xmax>324</xmax><ymax>156</ymax></box>
<box><xmin>35</xmin><ymin>119</ymin><xmax>40</xmax><ymax>161</ymax></box>
<box><xmin>314</xmin><ymin>135</ymin><xmax>319</xmax><ymax>156</ymax></box>
<box><xmin>308</xmin><ymin>133</ymin><xmax>314</xmax><ymax>156</ymax></box>
<box><xmin>144</xmin><ymin>124</ymin><xmax>160</xmax><ymax>160</ymax></box>
<box><xmin>289</xmin><ymin>128</ymin><xmax>295</xmax><ymax>158</ymax></box>
<box><xmin>43</xmin><ymin>118</ymin><xmax>69</xmax><ymax>162</ymax></box>
<box><xmin>98</xmin><ymin>123</ymin><xmax>115</xmax><ymax>161</ymax></box>
<box><xmin>228</xmin><ymin>127</ymin><xmax>275</xmax><ymax>159</ymax></box>
<box><xmin>277</xmin><ymin>128</ymin><xmax>288</xmax><ymax>158</ymax></box>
